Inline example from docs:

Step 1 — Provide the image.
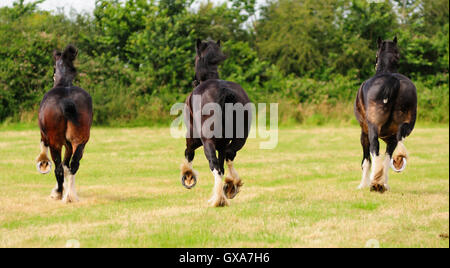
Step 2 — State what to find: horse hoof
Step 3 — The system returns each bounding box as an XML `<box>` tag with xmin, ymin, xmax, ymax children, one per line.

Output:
<box><xmin>36</xmin><ymin>161</ymin><xmax>52</xmax><ymax>174</ymax></box>
<box><xmin>181</xmin><ymin>174</ymin><xmax>197</xmax><ymax>189</ymax></box>
<box><xmin>208</xmin><ymin>195</ymin><xmax>229</xmax><ymax>207</ymax></box>
<box><xmin>62</xmin><ymin>193</ymin><xmax>79</xmax><ymax>203</ymax></box>
<box><xmin>391</xmin><ymin>157</ymin><xmax>407</xmax><ymax>173</ymax></box>
<box><xmin>223</xmin><ymin>177</ymin><xmax>239</xmax><ymax>199</ymax></box>
<box><xmin>370</xmin><ymin>184</ymin><xmax>387</xmax><ymax>193</ymax></box>
<box><xmin>50</xmin><ymin>190</ymin><xmax>62</xmax><ymax>200</ymax></box>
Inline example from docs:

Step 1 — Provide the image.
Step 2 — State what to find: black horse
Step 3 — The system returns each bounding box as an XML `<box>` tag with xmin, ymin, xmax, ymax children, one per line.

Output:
<box><xmin>355</xmin><ymin>36</ymin><xmax>417</xmax><ymax>193</ymax></box>
<box><xmin>180</xmin><ymin>39</ymin><xmax>251</xmax><ymax>207</ymax></box>
<box><xmin>36</xmin><ymin>45</ymin><xmax>93</xmax><ymax>203</ymax></box>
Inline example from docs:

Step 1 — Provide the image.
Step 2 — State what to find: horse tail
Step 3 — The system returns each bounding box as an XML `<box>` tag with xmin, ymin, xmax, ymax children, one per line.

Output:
<box><xmin>379</xmin><ymin>75</ymin><xmax>400</xmax><ymax>104</ymax></box>
<box><xmin>219</xmin><ymin>87</ymin><xmax>237</xmax><ymax>112</ymax></box>
<box><xmin>60</xmin><ymin>99</ymin><xmax>79</xmax><ymax>125</ymax></box>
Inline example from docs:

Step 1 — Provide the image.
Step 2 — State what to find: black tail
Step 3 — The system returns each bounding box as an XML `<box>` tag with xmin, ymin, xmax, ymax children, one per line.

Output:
<box><xmin>379</xmin><ymin>75</ymin><xmax>400</xmax><ymax>103</ymax></box>
<box><xmin>60</xmin><ymin>99</ymin><xmax>79</xmax><ymax>125</ymax></box>
<box><xmin>218</xmin><ymin>87</ymin><xmax>237</xmax><ymax>111</ymax></box>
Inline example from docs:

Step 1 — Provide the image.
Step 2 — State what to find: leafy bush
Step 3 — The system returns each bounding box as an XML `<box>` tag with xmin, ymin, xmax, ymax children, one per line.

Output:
<box><xmin>0</xmin><ymin>0</ymin><xmax>448</xmax><ymax>126</ymax></box>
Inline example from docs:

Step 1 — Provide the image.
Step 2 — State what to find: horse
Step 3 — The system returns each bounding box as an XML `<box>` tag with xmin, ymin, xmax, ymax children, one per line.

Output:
<box><xmin>354</xmin><ymin>36</ymin><xmax>417</xmax><ymax>193</ymax></box>
<box><xmin>180</xmin><ymin>39</ymin><xmax>252</xmax><ymax>207</ymax></box>
<box><xmin>35</xmin><ymin>45</ymin><xmax>93</xmax><ymax>203</ymax></box>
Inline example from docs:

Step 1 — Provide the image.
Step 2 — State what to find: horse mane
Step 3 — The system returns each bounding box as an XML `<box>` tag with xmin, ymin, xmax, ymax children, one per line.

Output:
<box><xmin>53</xmin><ymin>45</ymin><xmax>78</xmax><ymax>87</ymax></box>
<box><xmin>376</xmin><ymin>38</ymin><xmax>399</xmax><ymax>74</ymax></box>
<box><xmin>194</xmin><ymin>40</ymin><xmax>227</xmax><ymax>83</ymax></box>
<box><xmin>62</xmin><ymin>45</ymin><xmax>78</xmax><ymax>73</ymax></box>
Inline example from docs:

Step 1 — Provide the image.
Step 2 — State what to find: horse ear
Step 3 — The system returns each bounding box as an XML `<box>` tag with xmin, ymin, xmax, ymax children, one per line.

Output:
<box><xmin>217</xmin><ymin>40</ymin><xmax>221</xmax><ymax>47</ymax></box>
<box><xmin>393</xmin><ymin>36</ymin><xmax>398</xmax><ymax>44</ymax></box>
<box><xmin>196</xmin><ymin>39</ymin><xmax>202</xmax><ymax>53</ymax></box>
<box><xmin>377</xmin><ymin>36</ymin><xmax>382</xmax><ymax>48</ymax></box>
<box><xmin>53</xmin><ymin>50</ymin><xmax>62</xmax><ymax>62</ymax></box>
<box><xmin>62</xmin><ymin>45</ymin><xmax>78</xmax><ymax>62</ymax></box>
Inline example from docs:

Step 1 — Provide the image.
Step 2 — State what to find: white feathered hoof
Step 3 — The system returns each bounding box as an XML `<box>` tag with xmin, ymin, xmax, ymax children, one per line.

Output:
<box><xmin>370</xmin><ymin>183</ymin><xmax>388</xmax><ymax>193</ymax></box>
<box><xmin>391</xmin><ymin>157</ymin><xmax>407</xmax><ymax>173</ymax></box>
<box><xmin>62</xmin><ymin>191</ymin><xmax>79</xmax><ymax>203</ymax></box>
<box><xmin>223</xmin><ymin>177</ymin><xmax>243</xmax><ymax>199</ymax></box>
<box><xmin>180</xmin><ymin>160</ymin><xmax>198</xmax><ymax>189</ymax></box>
<box><xmin>36</xmin><ymin>161</ymin><xmax>52</xmax><ymax>174</ymax></box>
<box><xmin>50</xmin><ymin>188</ymin><xmax>62</xmax><ymax>200</ymax></box>
<box><xmin>208</xmin><ymin>193</ymin><xmax>229</xmax><ymax>207</ymax></box>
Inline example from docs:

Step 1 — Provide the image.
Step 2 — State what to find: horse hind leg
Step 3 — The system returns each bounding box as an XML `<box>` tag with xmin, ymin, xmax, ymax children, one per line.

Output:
<box><xmin>62</xmin><ymin>142</ymin><xmax>73</xmax><ymax>195</ymax></box>
<box><xmin>367</xmin><ymin>124</ymin><xmax>387</xmax><ymax>193</ymax></box>
<box><xmin>382</xmin><ymin>135</ymin><xmax>398</xmax><ymax>191</ymax></box>
<box><xmin>180</xmin><ymin>138</ymin><xmax>201</xmax><ymax>189</ymax></box>
<box><xmin>62</xmin><ymin>143</ymin><xmax>85</xmax><ymax>203</ymax></box>
<box><xmin>181</xmin><ymin>159</ymin><xmax>198</xmax><ymax>189</ymax></box>
<box><xmin>204</xmin><ymin>140</ymin><xmax>228</xmax><ymax>207</ymax></box>
<box><xmin>223</xmin><ymin>160</ymin><xmax>243</xmax><ymax>199</ymax></box>
<box><xmin>391</xmin><ymin>141</ymin><xmax>408</xmax><ymax>172</ymax></box>
<box><xmin>391</xmin><ymin>123</ymin><xmax>410</xmax><ymax>172</ymax></box>
<box><xmin>36</xmin><ymin>141</ymin><xmax>52</xmax><ymax>174</ymax></box>
<box><xmin>49</xmin><ymin>146</ymin><xmax>64</xmax><ymax>200</ymax></box>
<box><xmin>223</xmin><ymin>139</ymin><xmax>246</xmax><ymax>199</ymax></box>
<box><xmin>357</xmin><ymin>132</ymin><xmax>371</xmax><ymax>189</ymax></box>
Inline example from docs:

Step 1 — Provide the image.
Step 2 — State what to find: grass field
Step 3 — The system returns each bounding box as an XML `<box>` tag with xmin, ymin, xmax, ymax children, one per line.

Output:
<box><xmin>0</xmin><ymin>125</ymin><xmax>448</xmax><ymax>248</ymax></box>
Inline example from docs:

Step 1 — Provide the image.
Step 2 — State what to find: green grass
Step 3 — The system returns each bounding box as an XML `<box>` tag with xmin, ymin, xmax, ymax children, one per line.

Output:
<box><xmin>0</xmin><ymin>126</ymin><xmax>448</xmax><ymax>248</ymax></box>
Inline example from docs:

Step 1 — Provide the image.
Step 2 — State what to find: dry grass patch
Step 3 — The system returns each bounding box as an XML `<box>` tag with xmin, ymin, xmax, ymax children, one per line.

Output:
<box><xmin>0</xmin><ymin>126</ymin><xmax>448</xmax><ymax>247</ymax></box>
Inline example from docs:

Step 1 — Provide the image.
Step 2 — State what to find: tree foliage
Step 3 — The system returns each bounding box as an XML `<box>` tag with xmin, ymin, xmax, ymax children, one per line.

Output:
<box><xmin>0</xmin><ymin>0</ymin><xmax>448</xmax><ymax>124</ymax></box>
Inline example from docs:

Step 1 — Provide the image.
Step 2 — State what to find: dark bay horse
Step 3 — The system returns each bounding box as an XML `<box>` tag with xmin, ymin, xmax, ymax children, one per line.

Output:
<box><xmin>355</xmin><ymin>37</ymin><xmax>417</xmax><ymax>193</ymax></box>
<box><xmin>180</xmin><ymin>39</ymin><xmax>251</xmax><ymax>207</ymax></box>
<box><xmin>36</xmin><ymin>45</ymin><xmax>93</xmax><ymax>203</ymax></box>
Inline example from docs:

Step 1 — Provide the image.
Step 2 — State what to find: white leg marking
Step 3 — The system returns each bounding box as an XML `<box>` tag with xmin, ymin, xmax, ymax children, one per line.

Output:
<box><xmin>185</xmin><ymin>160</ymin><xmax>193</xmax><ymax>169</ymax></box>
<box><xmin>62</xmin><ymin>165</ymin><xmax>69</xmax><ymax>191</ymax></box>
<box><xmin>369</xmin><ymin>153</ymin><xmax>385</xmax><ymax>185</ymax></box>
<box><xmin>62</xmin><ymin>167</ymin><xmax>78</xmax><ymax>203</ymax></box>
<box><xmin>208</xmin><ymin>169</ymin><xmax>228</xmax><ymax>207</ymax></box>
<box><xmin>358</xmin><ymin>159</ymin><xmax>371</xmax><ymax>189</ymax></box>
<box><xmin>63</xmin><ymin>165</ymin><xmax>71</xmax><ymax>178</ymax></box>
<box><xmin>41</xmin><ymin>142</ymin><xmax>47</xmax><ymax>153</ymax></box>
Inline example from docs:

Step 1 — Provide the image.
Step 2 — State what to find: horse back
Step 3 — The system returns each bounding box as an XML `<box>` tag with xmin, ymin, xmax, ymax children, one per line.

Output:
<box><xmin>193</xmin><ymin>79</ymin><xmax>250</xmax><ymax>104</ymax></box>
